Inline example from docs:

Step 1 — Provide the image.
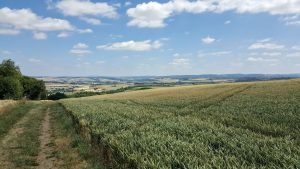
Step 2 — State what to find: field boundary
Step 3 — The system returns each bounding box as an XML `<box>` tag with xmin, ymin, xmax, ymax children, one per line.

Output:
<box><xmin>58</xmin><ymin>103</ymin><xmax>135</xmax><ymax>169</ymax></box>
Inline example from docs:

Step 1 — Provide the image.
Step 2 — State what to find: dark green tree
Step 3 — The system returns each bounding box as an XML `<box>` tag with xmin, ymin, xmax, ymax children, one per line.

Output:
<box><xmin>0</xmin><ymin>59</ymin><xmax>47</xmax><ymax>100</ymax></box>
<box><xmin>48</xmin><ymin>92</ymin><xmax>67</xmax><ymax>100</ymax></box>
<box><xmin>0</xmin><ymin>59</ymin><xmax>21</xmax><ymax>77</ymax></box>
<box><xmin>0</xmin><ymin>77</ymin><xmax>23</xmax><ymax>99</ymax></box>
<box><xmin>21</xmin><ymin>76</ymin><xmax>47</xmax><ymax>100</ymax></box>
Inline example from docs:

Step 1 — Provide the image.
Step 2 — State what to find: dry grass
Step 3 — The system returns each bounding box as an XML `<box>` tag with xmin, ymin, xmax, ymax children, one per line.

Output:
<box><xmin>0</xmin><ymin>100</ymin><xmax>17</xmax><ymax>114</ymax></box>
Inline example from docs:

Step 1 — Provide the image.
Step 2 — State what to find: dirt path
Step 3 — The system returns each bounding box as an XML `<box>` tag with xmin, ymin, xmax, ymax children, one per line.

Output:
<box><xmin>37</xmin><ymin>108</ymin><xmax>57</xmax><ymax>169</ymax></box>
<box><xmin>0</xmin><ymin>105</ymin><xmax>39</xmax><ymax>168</ymax></box>
<box><xmin>0</xmin><ymin>103</ymin><xmax>92</xmax><ymax>169</ymax></box>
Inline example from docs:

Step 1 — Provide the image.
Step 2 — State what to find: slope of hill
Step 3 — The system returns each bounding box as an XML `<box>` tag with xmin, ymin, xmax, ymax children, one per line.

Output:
<box><xmin>60</xmin><ymin>79</ymin><xmax>300</xmax><ymax>168</ymax></box>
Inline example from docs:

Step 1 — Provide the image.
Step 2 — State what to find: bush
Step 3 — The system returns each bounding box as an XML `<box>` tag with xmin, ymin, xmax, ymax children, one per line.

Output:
<box><xmin>48</xmin><ymin>92</ymin><xmax>67</xmax><ymax>100</ymax></box>
<box><xmin>21</xmin><ymin>76</ymin><xmax>47</xmax><ymax>100</ymax></box>
<box><xmin>0</xmin><ymin>77</ymin><xmax>23</xmax><ymax>99</ymax></box>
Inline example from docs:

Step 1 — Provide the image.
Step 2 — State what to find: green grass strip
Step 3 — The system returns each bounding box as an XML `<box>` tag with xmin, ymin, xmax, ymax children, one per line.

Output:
<box><xmin>10</xmin><ymin>104</ymin><xmax>47</xmax><ymax>168</ymax></box>
<box><xmin>0</xmin><ymin>102</ymin><xmax>35</xmax><ymax>139</ymax></box>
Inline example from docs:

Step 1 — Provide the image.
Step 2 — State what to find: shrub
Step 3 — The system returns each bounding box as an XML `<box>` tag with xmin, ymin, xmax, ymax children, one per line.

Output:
<box><xmin>0</xmin><ymin>77</ymin><xmax>23</xmax><ymax>99</ymax></box>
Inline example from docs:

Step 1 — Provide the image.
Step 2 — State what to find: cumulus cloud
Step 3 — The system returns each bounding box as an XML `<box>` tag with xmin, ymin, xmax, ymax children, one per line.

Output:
<box><xmin>0</xmin><ymin>7</ymin><xmax>74</xmax><ymax>32</ymax></box>
<box><xmin>248</xmin><ymin>39</ymin><xmax>285</xmax><ymax>50</ymax></box>
<box><xmin>202</xmin><ymin>36</ymin><xmax>215</xmax><ymax>44</ymax></box>
<box><xmin>97</xmin><ymin>40</ymin><xmax>162</xmax><ymax>51</ymax></box>
<box><xmin>70</xmin><ymin>42</ymin><xmax>91</xmax><ymax>56</ymax></box>
<box><xmin>127</xmin><ymin>0</ymin><xmax>300</xmax><ymax>28</ymax></box>
<box><xmin>33</xmin><ymin>32</ymin><xmax>47</xmax><ymax>40</ymax></box>
<box><xmin>56</xmin><ymin>0</ymin><xmax>118</xmax><ymax>20</ymax></box>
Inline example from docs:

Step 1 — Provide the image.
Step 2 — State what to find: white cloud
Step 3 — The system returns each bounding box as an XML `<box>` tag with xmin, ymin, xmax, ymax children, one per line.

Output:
<box><xmin>127</xmin><ymin>0</ymin><xmax>300</xmax><ymax>28</ymax></box>
<box><xmin>70</xmin><ymin>42</ymin><xmax>91</xmax><ymax>56</ymax></box>
<box><xmin>33</xmin><ymin>32</ymin><xmax>47</xmax><ymax>40</ymax></box>
<box><xmin>281</xmin><ymin>15</ymin><xmax>300</xmax><ymax>26</ymax></box>
<box><xmin>281</xmin><ymin>15</ymin><xmax>299</xmax><ymax>21</ymax></box>
<box><xmin>80</xmin><ymin>17</ymin><xmax>101</xmax><ymax>25</ymax></box>
<box><xmin>198</xmin><ymin>51</ymin><xmax>231</xmax><ymax>57</ymax></box>
<box><xmin>109</xmin><ymin>34</ymin><xmax>123</xmax><ymax>39</ymax></box>
<box><xmin>127</xmin><ymin>1</ymin><xmax>172</xmax><ymax>28</ymax></box>
<box><xmin>125</xmin><ymin>1</ymin><xmax>132</xmax><ymax>7</ymax></box>
<box><xmin>169</xmin><ymin>58</ymin><xmax>190</xmax><ymax>67</ymax></box>
<box><xmin>286</xmin><ymin>52</ymin><xmax>300</xmax><ymax>58</ymax></box>
<box><xmin>261</xmin><ymin>52</ymin><xmax>282</xmax><ymax>56</ymax></box>
<box><xmin>247</xmin><ymin>57</ymin><xmax>278</xmax><ymax>62</ymax></box>
<box><xmin>70</xmin><ymin>49</ymin><xmax>91</xmax><ymax>55</ymax></box>
<box><xmin>202</xmin><ymin>36</ymin><xmax>215</xmax><ymax>44</ymax></box>
<box><xmin>56</xmin><ymin>0</ymin><xmax>118</xmax><ymax>18</ymax></box>
<box><xmin>28</xmin><ymin>58</ymin><xmax>41</xmax><ymax>63</ymax></box>
<box><xmin>0</xmin><ymin>29</ymin><xmax>20</xmax><ymax>35</ymax></box>
<box><xmin>173</xmin><ymin>53</ymin><xmax>180</xmax><ymax>57</ymax></box>
<box><xmin>0</xmin><ymin>7</ymin><xmax>74</xmax><ymax>32</ymax></box>
<box><xmin>225</xmin><ymin>20</ymin><xmax>231</xmax><ymax>24</ymax></box>
<box><xmin>248</xmin><ymin>40</ymin><xmax>285</xmax><ymax>50</ymax></box>
<box><xmin>77</xmin><ymin>28</ymin><xmax>93</xmax><ymax>33</ymax></box>
<box><xmin>292</xmin><ymin>45</ymin><xmax>300</xmax><ymax>50</ymax></box>
<box><xmin>97</xmin><ymin>40</ymin><xmax>162</xmax><ymax>51</ymax></box>
<box><xmin>286</xmin><ymin>20</ymin><xmax>300</xmax><ymax>26</ymax></box>
<box><xmin>257</xmin><ymin>38</ymin><xmax>272</xmax><ymax>43</ymax></box>
<box><xmin>57</xmin><ymin>32</ymin><xmax>70</xmax><ymax>38</ymax></box>
<box><xmin>73</xmin><ymin>43</ymin><xmax>88</xmax><ymax>49</ymax></box>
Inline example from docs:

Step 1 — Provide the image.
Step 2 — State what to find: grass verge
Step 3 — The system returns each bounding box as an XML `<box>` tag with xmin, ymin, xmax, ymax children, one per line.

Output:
<box><xmin>9</xmin><ymin>104</ymin><xmax>47</xmax><ymax>168</ymax></box>
<box><xmin>0</xmin><ymin>102</ymin><xmax>34</xmax><ymax>139</ymax></box>
<box><xmin>49</xmin><ymin>103</ymin><xmax>104</xmax><ymax>169</ymax></box>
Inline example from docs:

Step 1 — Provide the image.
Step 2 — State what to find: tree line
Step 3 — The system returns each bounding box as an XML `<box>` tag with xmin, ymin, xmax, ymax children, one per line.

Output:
<box><xmin>0</xmin><ymin>59</ymin><xmax>46</xmax><ymax>100</ymax></box>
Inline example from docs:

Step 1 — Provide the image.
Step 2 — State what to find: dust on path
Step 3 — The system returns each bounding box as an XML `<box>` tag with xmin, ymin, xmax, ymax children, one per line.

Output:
<box><xmin>0</xmin><ymin>105</ymin><xmax>39</xmax><ymax>169</ymax></box>
<box><xmin>37</xmin><ymin>108</ymin><xmax>58</xmax><ymax>169</ymax></box>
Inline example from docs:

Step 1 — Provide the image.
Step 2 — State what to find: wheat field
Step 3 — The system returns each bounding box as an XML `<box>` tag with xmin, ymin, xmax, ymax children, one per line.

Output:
<box><xmin>61</xmin><ymin>79</ymin><xmax>300</xmax><ymax>168</ymax></box>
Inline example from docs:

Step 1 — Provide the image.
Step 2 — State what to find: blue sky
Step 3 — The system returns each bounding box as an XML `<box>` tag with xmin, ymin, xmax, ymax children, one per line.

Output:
<box><xmin>0</xmin><ymin>0</ymin><xmax>300</xmax><ymax>76</ymax></box>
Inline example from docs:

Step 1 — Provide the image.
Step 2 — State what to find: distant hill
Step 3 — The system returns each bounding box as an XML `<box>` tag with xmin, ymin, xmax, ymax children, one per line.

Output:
<box><xmin>37</xmin><ymin>74</ymin><xmax>300</xmax><ymax>85</ymax></box>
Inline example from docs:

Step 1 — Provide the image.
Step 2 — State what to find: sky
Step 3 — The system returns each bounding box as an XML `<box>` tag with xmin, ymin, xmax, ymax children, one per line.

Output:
<box><xmin>0</xmin><ymin>0</ymin><xmax>300</xmax><ymax>76</ymax></box>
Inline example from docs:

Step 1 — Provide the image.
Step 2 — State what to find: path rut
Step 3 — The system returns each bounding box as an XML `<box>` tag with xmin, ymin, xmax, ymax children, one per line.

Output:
<box><xmin>37</xmin><ymin>108</ymin><xmax>58</xmax><ymax>169</ymax></box>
